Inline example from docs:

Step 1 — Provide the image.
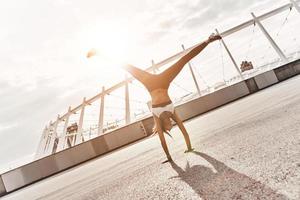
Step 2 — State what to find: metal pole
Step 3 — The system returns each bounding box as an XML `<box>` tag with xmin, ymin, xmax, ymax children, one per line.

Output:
<box><xmin>57</xmin><ymin>106</ymin><xmax>71</xmax><ymax>151</ymax></box>
<box><xmin>290</xmin><ymin>0</ymin><xmax>300</xmax><ymax>13</ymax></box>
<box><xmin>44</xmin><ymin>121</ymin><xmax>52</xmax><ymax>154</ymax></box>
<box><xmin>89</xmin><ymin>127</ymin><xmax>92</xmax><ymax>139</ymax></box>
<box><xmin>47</xmin><ymin>116</ymin><xmax>60</xmax><ymax>155</ymax></box>
<box><xmin>98</xmin><ymin>86</ymin><xmax>105</xmax><ymax>135</ymax></box>
<box><xmin>152</xmin><ymin>60</ymin><xmax>157</xmax><ymax>74</ymax></box>
<box><xmin>35</xmin><ymin>126</ymin><xmax>46</xmax><ymax>158</ymax></box>
<box><xmin>251</xmin><ymin>12</ymin><xmax>288</xmax><ymax>63</ymax></box>
<box><xmin>181</xmin><ymin>44</ymin><xmax>201</xmax><ymax>96</ymax></box>
<box><xmin>42</xmin><ymin>126</ymin><xmax>50</xmax><ymax>156</ymax></box>
<box><xmin>125</xmin><ymin>75</ymin><xmax>131</xmax><ymax>124</ymax></box>
<box><xmin>75</xmin><ymin>97</ymin><xmax>86</xmax><ymax>145</ymax></box>
<box><xmin>216</xmin><ymin>29</ymin><xmax>244</xmax><ymax>80</ymax></box>
<box><xmin>35</xmin><ymin>126</ymin><xmax>48</xmax><ymax>159</ymax></box>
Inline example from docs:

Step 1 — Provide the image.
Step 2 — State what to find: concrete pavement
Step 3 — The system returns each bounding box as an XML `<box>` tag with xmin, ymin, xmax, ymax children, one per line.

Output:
<box><xmin>2</xmin><ymin>75</ymin><xmax>300</xmax><ymax>200</ymax></box>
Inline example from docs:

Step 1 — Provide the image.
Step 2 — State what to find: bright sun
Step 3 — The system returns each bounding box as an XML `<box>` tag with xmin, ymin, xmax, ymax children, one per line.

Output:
<box><xmin>82</xmin><ymin>21</ymin><xmax>135</xmax><ymax>67</ymax></box>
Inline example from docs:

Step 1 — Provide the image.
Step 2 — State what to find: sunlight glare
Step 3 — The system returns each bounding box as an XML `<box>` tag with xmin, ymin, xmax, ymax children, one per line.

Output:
<box><xmin>82</xmin><ymin>21</ymin><xmax>135</xmax><ymax>68</ymax></box>
<box><xmin>86</xmin><ymin>48</ymin><xmax>126</xmax><ymax>68</ymax></box>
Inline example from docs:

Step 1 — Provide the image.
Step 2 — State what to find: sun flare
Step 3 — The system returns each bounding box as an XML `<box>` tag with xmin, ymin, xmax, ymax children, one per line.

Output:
<box><xmin>82</xmin><ymin>21</ymin><xmax>135</xmax><ymax>66</ymax></box>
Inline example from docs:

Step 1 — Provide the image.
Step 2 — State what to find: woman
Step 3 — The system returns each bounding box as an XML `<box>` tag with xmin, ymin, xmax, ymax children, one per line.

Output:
<box><xmin>89</xmin><ymin>33</ymin><xmax>221</xmax><ymax>161</ymax></box>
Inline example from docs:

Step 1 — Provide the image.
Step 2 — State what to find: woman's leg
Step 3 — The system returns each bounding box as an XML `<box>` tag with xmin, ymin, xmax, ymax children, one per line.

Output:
<box><xmin>159</xmin><ymin>41</ymin><xmax>209</xmax><ymax>84</ymax></box>
<box><xmin>171</xmin><ymin>111</ymin><xmax>193</xmax><ymax>152</ymax></box>
<box><xmin>153</xmin><ymin>115</ymin><xmax>172</xmax><ymax>161</ymax></box>
<box><xmin>159</xmin><ymin>62</ymin><xmax>186</xmax><ymax>84</ymax></box>
<box><xmin>160</xmin><ymin>34</ymin><xmax>221</xmax><ymax>84</ymax></box>
<box><xmin>123</xmin><ymin>64</ymin><xmax>152</xmax><ymax>86</ymax></box>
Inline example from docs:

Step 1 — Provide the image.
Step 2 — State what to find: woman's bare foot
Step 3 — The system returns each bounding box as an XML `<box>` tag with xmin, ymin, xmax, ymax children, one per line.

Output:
<box><xmin>184</xmin><ymin>148</ymin><xmax>195</xmax><ymax>153</ymax></box>
<box><xmin>162</xmin><ymin>155</ymin><xmax>173</xmax><ymax>163</ymax></box>
<box><xmin>208</xmin><ymin>33</ymin><xmax>222</xmax><ymax>43</ymax></box>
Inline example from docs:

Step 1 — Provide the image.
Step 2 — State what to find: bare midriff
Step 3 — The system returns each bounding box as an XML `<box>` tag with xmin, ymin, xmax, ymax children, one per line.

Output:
<box><xmin>150</xmin><ymin>88</ymin><xmax>171</xmax><ymax>106</ymax></box>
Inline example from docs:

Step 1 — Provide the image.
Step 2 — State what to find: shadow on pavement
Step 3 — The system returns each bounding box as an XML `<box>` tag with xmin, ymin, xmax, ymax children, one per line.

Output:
<box><xmin>169</xmin><ymin>151</ymin><xmax>288</xmax><ymax>200</ymax></box>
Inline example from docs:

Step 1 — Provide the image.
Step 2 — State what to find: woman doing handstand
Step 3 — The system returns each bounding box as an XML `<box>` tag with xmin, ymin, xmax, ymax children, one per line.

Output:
<box><xmin>88</xmin><ymin>33</ymin><xmax>221</xmax><ymax>162</ymax></box>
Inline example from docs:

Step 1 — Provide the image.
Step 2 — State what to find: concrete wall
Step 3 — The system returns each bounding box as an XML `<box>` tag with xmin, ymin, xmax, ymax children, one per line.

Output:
<box><xmin>254</xmin><ymin>70</ymin><xmax>278</xmax><ymax>89</ymax></box>
<box><xmin>274</xmin><ymin>59</ymin><xmax>300</xmax><ymax>81</ymax></box>
<box><xmin>141</xmin><ymin>117</ymin><xmax>156</xmax><ymax>136</ymax></box>
<box><xmin>245</xmin><ymin>78</ymin><xmax>259</xmax><ymax>94</ymax></box>
<box><xmin>0</xmin><ymin>176</ymin><xmax>5</xmax><ymax>197</ymax></box>
<box><xmin>176</xmin><ymin>81</ymin><xmax>250</xmax><ymax>121</ymax></box>
<box><xmin>104</xmin><ymin>122</ymin><xmax>147</xmax><ymax>150</ymax></box>
<box><xmin>293</xmin><ymin>60</ymin><xmax>300</xmax><ymax>73</ymax></box>
<box><xmin>1</xmin><ymin>140</ymin><xmax>102</xmax><ymax>193</ymax></box>
<box><xmin>1</xmin><ymin>121</ymin><xmax>147</xmax><ymax>194</ymax></box>
<box><xmin>1</xmin><ymin>59</ymin><xmax>299</xmax><ymax>196</ymax></box>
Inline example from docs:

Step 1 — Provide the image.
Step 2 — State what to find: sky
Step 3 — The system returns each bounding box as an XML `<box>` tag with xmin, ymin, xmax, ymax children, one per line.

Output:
<box><xmin>0</xmin><ymin>0</ymin><xmax>298</xmax><ymax>172</ymax></box>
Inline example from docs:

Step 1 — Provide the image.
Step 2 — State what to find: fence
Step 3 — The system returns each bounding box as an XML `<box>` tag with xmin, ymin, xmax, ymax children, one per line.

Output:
<box><xmin>35</xmin><ymin>0</ymin><xmax>300</xmax><ymax>159</ymax></box>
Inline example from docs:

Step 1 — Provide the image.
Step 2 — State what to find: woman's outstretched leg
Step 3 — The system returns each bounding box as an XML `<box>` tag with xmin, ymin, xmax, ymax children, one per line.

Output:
<box><xmin>160</xmin><ymin>34</ymin><xmax>221</xmax><ymax>84</ymax></box>
<box><xmin>122</xmin><ymin>64</ymin><xmax>152</xmax><ymax>86</ymax></box>
<box><xmin>86</xmin><ymin>49</ymin><xmax>152</xmax><ymax>85</ymax></box>
<box><xmin>171</xmin><ymin>111</ymin><xmax>193</xmax><ymax>152</ymax></box>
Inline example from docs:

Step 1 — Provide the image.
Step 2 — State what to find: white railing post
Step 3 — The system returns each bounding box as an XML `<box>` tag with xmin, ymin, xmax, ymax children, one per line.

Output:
<box><xmin>181</xmin><ymin>44</ymin><xmax>201</xmax><ymax>96</ymax></box>
<box><xmin>216</xmin><ymin>29</ymin><xmax>244</xmax><ymax>80</ymax></box>
<box><xmin>36</xmin><ymin>126</ymin><xmax>46</xmax><ymax>158</ymax></box>
<box><xmin>290</xmin><ymin>0</ymin><xmax>300</xmax><ymax>13</ymax></box>
<box><xmin>46</xmin><ymin>115</ymin><xmax>60</xmax><ymax>155</ymax></box>
<box><xmin>57</xmin><ymin>106</ymin><xmax>71</xmax><ymax>151</ymax></box>
<box><xmin>152</xmin><ymin>60</ymin><xmax>157</xmax><ymax>74</ymax></box>
<box><xmin>251</xmin><ymin>12</ymin><xmax>288</xmax><ymax>63</ymax></box>
<box><xmin>125</xmin><ymin>75</ymin><xmax>131</xmax><ymax>124</ymax></box>
<box><xmin>43</xmin><ymin>126</ymin><xmax>50</xmax><ymax>155</ymax></box>
<box><xmin>38</xmin><ymin>126</ymin><xmax>49</xmax><ymax>158</ymax></box>
<box><xmin>35</xmin><ymin>126</ymin><xmax>48</xmax><ymax>159</ymax></box>
<box><xmin>44</xmin><ymin>121</ymin><xmax>52</xmax><ymax>154</ymax></box>
<box><xmin>75</xmin><ymin>97</ymin><xmax>86</xmax><ymax>145</ymax></box>
<box><xmin>98</xmin><ymin>86</ymin><xmax>105</xmax><ymax>135</ymax></box>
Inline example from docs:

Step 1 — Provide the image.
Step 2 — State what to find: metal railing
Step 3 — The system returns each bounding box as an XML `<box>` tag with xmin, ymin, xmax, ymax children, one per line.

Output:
<box><xmin>35</xmin><ymin>0</ymin><xmax>300</xmax><ymax>159</ymax></box>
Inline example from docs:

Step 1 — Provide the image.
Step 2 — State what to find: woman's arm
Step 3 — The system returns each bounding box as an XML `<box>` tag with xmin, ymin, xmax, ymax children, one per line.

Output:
<box><xmin>153</xmin><ymin>115</ymin><xmax>172</xmax><ymax>161</ymax></box>
<box><xmin>171</xmin><ymin>111</ymin><xmax>193</xmax><ymax>152</ymax></box>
